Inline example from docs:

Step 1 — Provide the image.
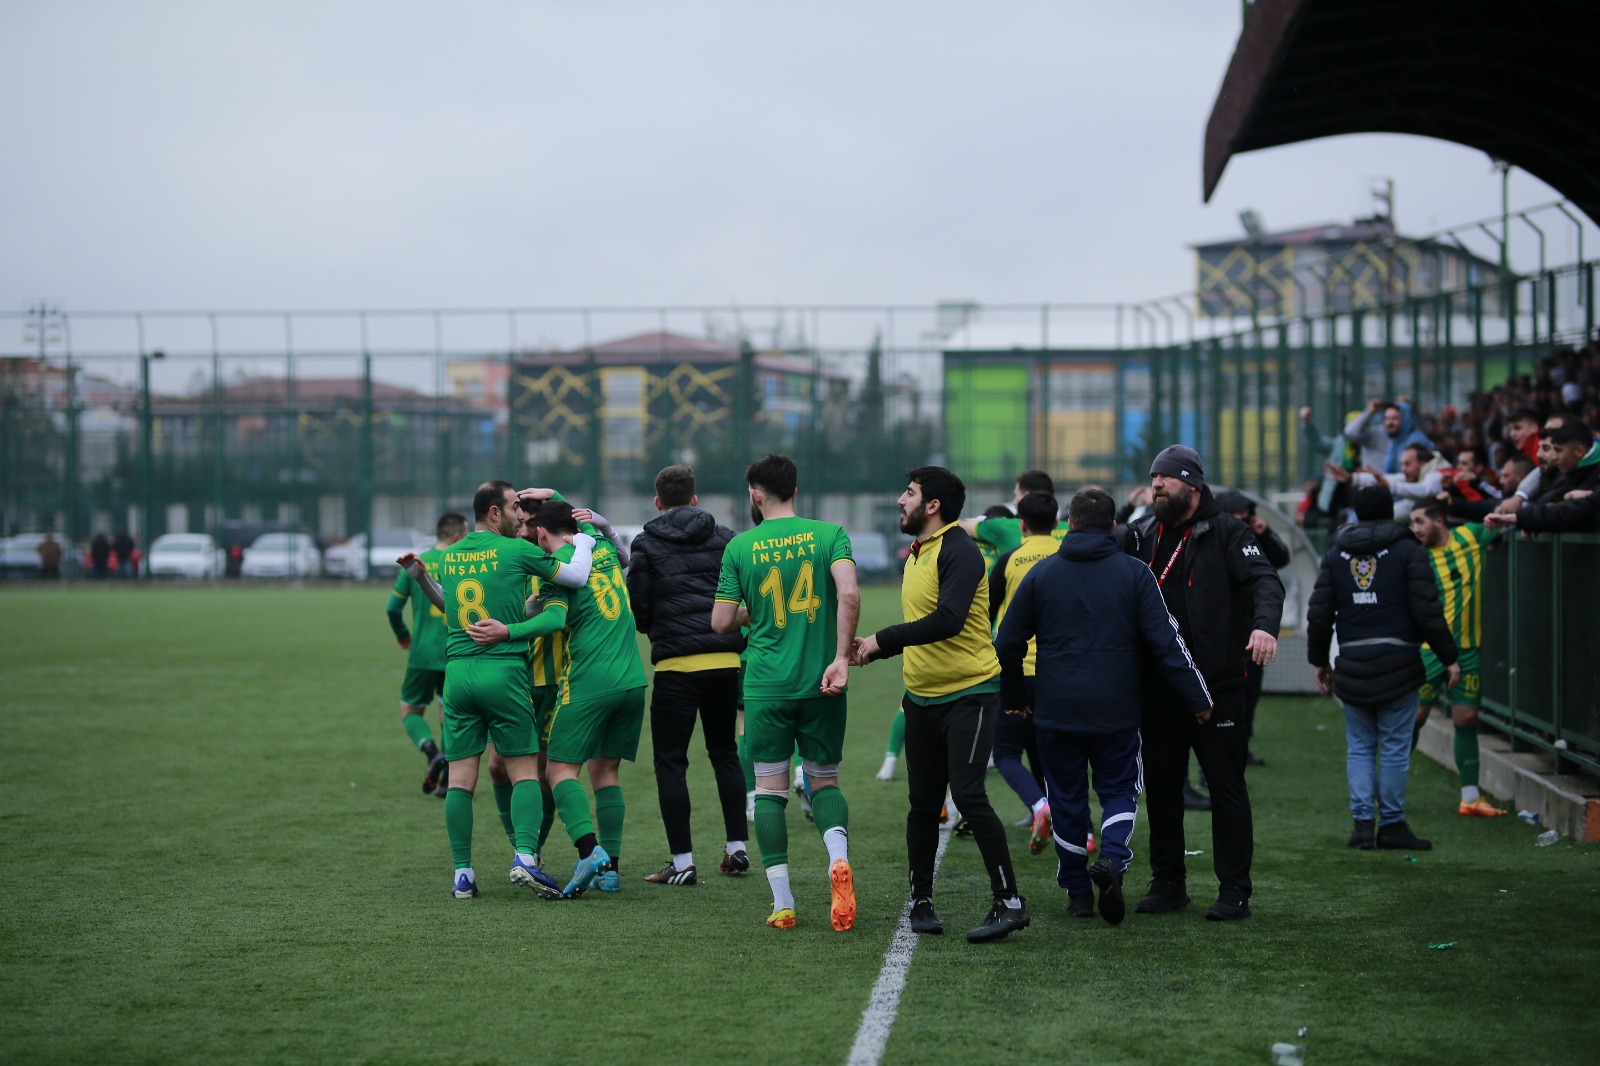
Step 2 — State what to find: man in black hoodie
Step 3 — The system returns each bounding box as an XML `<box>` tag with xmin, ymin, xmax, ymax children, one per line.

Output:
<box><xmin>627</xmin><ymin>465</ymin><xmax>750</xmax><ymax>885</ymax></box>
<box><xmin>1123</xmin><ymin>446</ymin><xmax>1285</xmax><ymax>921</ymax></box>
<box><xmin>997</xmin><ymin>489</ymin><xmax>1212</xmax><ymax>926</ymax></box>
<box><xmin>1307</xmin><ymin>484</ymin><xmax>1459</xmax><ymax>851</ymax></box>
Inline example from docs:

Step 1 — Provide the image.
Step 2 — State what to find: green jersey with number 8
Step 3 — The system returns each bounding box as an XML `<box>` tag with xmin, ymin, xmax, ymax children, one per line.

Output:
<box><xmin>716</xmin><ymin>516</ymin><xmax>853</xmax><ymax>701</ymax></box>
<box><xmin>438</xmin><ymin>530</ymin><xmax>566</xmax><ymax>660</ymax></box>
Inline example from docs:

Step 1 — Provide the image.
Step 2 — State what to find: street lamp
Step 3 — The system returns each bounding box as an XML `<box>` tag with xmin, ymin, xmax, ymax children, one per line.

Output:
<box><xmin>140</xmin><ymin>349</ymin><xmax>165</xmax><ymax>579</ymax></box>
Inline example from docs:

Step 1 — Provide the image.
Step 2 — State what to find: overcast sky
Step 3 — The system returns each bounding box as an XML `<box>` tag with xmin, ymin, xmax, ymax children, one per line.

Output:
<box><xmin>3</xmin><ymin>0</ymin><xmax>1591</xmax><ymax>343</ymax></box>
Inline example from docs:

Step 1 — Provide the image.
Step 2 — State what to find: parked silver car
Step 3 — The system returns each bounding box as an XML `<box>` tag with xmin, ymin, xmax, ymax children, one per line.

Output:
<box><xmin>147</xmin><ymin>533</ymin><xmax>227</xmax><ymax>579</ymax></box>
<box><xmin>240</xmin><ymin>532</ymin><xmax>322</xmax><ymax>579</ymax></box>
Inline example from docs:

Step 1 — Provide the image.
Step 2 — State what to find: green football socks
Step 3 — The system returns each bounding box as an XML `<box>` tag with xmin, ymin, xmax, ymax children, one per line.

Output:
<box><xmin>510</xmin><ymin>779</ymin><xmax>544</xmax><ymax>857</ymax></box>
<box><xmin>754</xmin><ymin>793</ymin><xmax>789</xmax><ymax>868</ymax></box>
<box><xmin>594</xmin><ymin>785</ymin><xmax>625</xmax><ymax>869</ymax></box>
<box><xmin>887</xmin><ymin>709</ymin><xmax>906</xmax><ymax>757</ymax></box>
<box><xmin>444</xmin><ymin>787</ymin><xmax>474</xmax><ymax>869</ymax></box>
<box><xmin>403</xmin><ymin>713</ymin><xmax>435</xmax><ymax>751</ymax></box>
<box><xmin>492</xmin><ymin>781</ymin><xmax>516</xmax><ymax>844</ymax></box>
<box><xmin>553</xmin><ymin>778</ymin><xmax>594</xmax><ymax>843</ymax></box>
<box><xmin>537</xmin><ymin>784</ymin><xmax>556</xmax><ymax>853</ymax></box>
<box><xmin>1455</xmin><ymin>720</ymin><xmax>1480</xmax><ymax>789</ymax></box>
<box><xmin>810</xmin><ymin>784</ymin><xmax>848</xmax><ymax>836</ymax></box>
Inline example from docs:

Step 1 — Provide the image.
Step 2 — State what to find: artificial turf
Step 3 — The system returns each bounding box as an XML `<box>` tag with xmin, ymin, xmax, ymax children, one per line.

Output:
<box><xmin>0</xmin><ymin>584</ymin><xmax>1594</xmax><ymax>1064</ymax></box>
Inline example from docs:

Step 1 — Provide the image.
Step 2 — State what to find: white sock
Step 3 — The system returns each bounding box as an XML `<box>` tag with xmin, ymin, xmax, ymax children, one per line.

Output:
<box><xmin>726</xmin><ymin>840</ymin><xmax>745</xmax><ymax>855</ymax></box>
<box><xmin>673</xmin><ymin>851</ymin><xmax>693</xmax><ymax>870</ymax></box>
<box><xmin>823</xmin><ymin>827</ymin><xmax>849</xmax><ymax>865</ymax></box>
<box><xmin>880</xmin><ymin>754</ymin><xmax>897</xmax><ymax>767</ymax></box>
<box><xmin>1461</xmin><ymin>785</ymin><xmax>1480</xmax><ymax>803</ymax></box>
<box><xmin>457</xmin><ymin>866</ymin><xmax>475</xmax><ymax>881</ymax></box>
<box><xmin>1032</xmin><ymin>797</ymin><xmax>1049</xmax><ymax>814</ymax></box>
<box><xmin>1000</xmin><ymin>895</ymin><xmax>1023</xmax><ymax>910</ymax></box>
<box><xmin>767</xmin><ymin>863</ymin><xmax>795</xmax><ymax>910</ymax></box>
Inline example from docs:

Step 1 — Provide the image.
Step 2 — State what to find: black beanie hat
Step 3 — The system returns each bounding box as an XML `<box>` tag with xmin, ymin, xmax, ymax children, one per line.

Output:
<box><xmin>1150</xmin><ymin>445</ymin><xmax>1204</xmax><ymax>488</ymax></box>
<box><xmin>1354</xmin><ymin>484</ymin><xmax>1395</xmax><ymax>521</ymax></box>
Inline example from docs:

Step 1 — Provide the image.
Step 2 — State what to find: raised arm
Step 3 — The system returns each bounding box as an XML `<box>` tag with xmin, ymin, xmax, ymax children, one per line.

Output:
<box><xmin>397</xmin><ymin>552</ymin><xmax>446</xmax><ymax>613</ymax></box>
<box><xmin>549</xmin><ymin>532</ymin><xmax>596</xmax><ymax>588</ymax></box>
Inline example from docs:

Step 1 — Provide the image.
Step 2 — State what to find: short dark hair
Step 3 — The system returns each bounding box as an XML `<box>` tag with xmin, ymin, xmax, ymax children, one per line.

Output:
<box><xmin>1509</xmin><ymin>407</ymin><xmax>1540</xmax><ymax>425</ymax></box>
<box><xmin>1457</xmin><ymin>445</ymin><xmax>1486</xmax><ymax>466</ymax></box>
<box><xmin>1067</xmin><ymin>488</ymin><xmax>1115</xmax><ymax>531</ymax></box>
<box><xmin>746</xmin><ymin>454</ymin><xmax>797</xmax><ymax>502</ymax></box>
<box><xmin>1548</xmin><ymin>420</ymin><xmax>1593</xmax><ymax>447</ymax></box>
<box><xmin>655</xmin><ymin>464</ymin><xmax>696</xmax><ymax>508</ymax></box>
<box><xmin>1503</xmin><ymin>455</ymin><xmax>1535</xmax><ymax>476</ymax></box>
<box><xmin>436</xmin><ymin>512</ymin><xmax>468</xmax><ymax>540</ymax></box>
<box><xmin>907</xmin><ymin>466</ymin><xmax>966</xmax><ymax>522</ymax></box>
<box><xmin>1015</xmin><ymin>469</ymin><xmax>1054</xmax><ymax>496</ymax></box>
<box><xmin>533</xmin><ymin>499</ymin><xmax>578</xmax><ymax>536</ymax></box>
<box><xmin>1017</xmin><ymin>492</ymin><xmax>1058</xmax><ymax>535</ymax></box>
<box><xmin>1415</xmin><ymin>499</ymin><xmax>1449</xmax><ymax>522</ymax></box>
<box><xmin>473</xmin><ymin>480</ymin><xmax>516</xmax><ymax>522</ymax></box>
<box><xmin>982</xmin><ymin>504</ymin><xmax>1014</xmax><ymax>520</ymax></box>
<box><xmin>1404</xmin><ymin>443</ymin><xmax>1433</xmax><ymax>463</ymax></box>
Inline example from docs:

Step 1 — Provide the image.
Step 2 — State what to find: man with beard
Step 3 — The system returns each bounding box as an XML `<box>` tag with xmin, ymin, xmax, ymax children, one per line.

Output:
<box><xmin>1122</xmin><ymin>446</ymin><xmax>1284</xmax><ymax>921</ymax></box>
<box><xmin>855</xmin><ymin>466</ymin><xmax>1029</xmax><ymax>943</ymax></box>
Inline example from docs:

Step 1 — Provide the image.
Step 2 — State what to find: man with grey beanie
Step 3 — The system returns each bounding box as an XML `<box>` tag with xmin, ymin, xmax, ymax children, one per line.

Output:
<box><xmin>1122</xmin><ymin>445</ymin><xmax>1285</xmax><ymax>921</ymax></box>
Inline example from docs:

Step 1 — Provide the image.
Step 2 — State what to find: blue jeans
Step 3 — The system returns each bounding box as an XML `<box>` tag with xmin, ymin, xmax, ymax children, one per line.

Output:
<box><xmin>1343</xmin><ymin>692</ymin><xmax>1418</xmax><ymax>826</ymax></box>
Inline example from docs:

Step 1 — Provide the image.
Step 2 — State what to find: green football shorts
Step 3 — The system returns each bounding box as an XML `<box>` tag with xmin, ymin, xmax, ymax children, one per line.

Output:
<box><xmin>400</xmin><ymin>668</ymin><xmax>445</xmax><ymax>709</ymax></box>
<box><xmin>545</xmin><ymin>686</ymin><xmax>647</xmax><ymax>764</ymax></box>
<box><xmin>1419</xmin><ymin>647</ymin><xmax>1481</xmax><ymax>709</ymax></box>
<box><xmin>743</xmin><ymin>694</ymin><xmax>848</xmax><ymax>765</ymax></box>
<box><xmin>441</xmin><ymin>657</ymin><xmax>539</xmax><ymax>760</ymax></box>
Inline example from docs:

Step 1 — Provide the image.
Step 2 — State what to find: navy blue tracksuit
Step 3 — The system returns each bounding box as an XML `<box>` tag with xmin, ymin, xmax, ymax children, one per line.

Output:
<box><xmin>995</xmin><ymin>528</ymin><xmax>1212</xmax><ymax>896</ymax></box>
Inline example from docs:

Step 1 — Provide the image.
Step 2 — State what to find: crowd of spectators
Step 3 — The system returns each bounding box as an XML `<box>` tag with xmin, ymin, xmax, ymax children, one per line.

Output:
<box><xmin>1297</xmin><ymin>335</ymin><xmax>1600</xmax><ymax>536</ymax></box>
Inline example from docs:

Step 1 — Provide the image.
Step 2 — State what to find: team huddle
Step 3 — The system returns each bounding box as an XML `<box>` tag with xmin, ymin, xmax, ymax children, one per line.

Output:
<box><xmin>381</xmin><ymin>449</ymin><xmax>1295</xmax><ymax>942</ymax></box>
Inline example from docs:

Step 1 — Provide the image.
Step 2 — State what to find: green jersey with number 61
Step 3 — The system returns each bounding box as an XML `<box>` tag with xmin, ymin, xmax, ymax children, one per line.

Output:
<box><xmin>438</xmin><ymin>530</ymin><xmax>565</xmax><ymax>661</ymax></box>
<box><xmin>541</xmin><ymin>537</ymin><xmax>646</xmax><ymax>698</ymax></box>
<box><xmin>716</xmin><ymin>516</ymin><xmax>853</xmax><ymax>701</ymax></box>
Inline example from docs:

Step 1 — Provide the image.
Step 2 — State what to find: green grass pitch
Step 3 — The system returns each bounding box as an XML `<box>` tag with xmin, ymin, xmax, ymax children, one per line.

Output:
<box><xmin>1</xmin><ymin>584</ymin><xmax>1595</xmax><ymax>1064</ymax></box>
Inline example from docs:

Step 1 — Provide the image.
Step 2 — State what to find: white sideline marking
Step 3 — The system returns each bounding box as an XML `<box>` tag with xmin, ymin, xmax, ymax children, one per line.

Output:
<box><xmin>845</xmin><ymin>825</ymin><xmax>952</xmax><ymax>1066</ymax></box>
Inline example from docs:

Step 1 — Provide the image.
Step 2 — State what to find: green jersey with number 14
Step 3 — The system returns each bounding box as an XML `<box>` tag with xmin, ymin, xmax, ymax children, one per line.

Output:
<box><xmin>438</xmin><ymin>530</ymin><xmax>565</xmax><ymax>661</ymax></box>
<box><xmin>716</xmin><ymin>516</ymin><xmax>853</xmax><ymax>701</ymax></box>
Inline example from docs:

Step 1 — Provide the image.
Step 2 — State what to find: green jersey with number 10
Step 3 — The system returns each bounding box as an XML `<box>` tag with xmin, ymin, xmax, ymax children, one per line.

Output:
<box><xmin>716</xmin><ymin>516</ymin><xmax>853</xmax><ymax>701</ymax></box>
<box><xmin>438</xmin><ymin>530</ymin><xmax>565</xmax><ymax>661</ymax></box>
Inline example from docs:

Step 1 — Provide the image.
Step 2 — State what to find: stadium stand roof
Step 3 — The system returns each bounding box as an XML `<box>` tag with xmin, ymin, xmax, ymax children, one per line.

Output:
<box><xmin>1203</xmin><ymin>0</ymin><xmax>1600</xmax><ymax>223</ymax></box>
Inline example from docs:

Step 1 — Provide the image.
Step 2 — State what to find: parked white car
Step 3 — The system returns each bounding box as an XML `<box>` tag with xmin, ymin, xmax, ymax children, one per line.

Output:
<box><xmin>324</xmin><ymin>528</ymin><xmax>429</xmax><ymax>580</ymax></box>
<box><xmin>146</xmin><ymin>533</ymin><xmax>227</xmax><ymax>579</ymax></box>
<box><xmin>0</xmin><ymin>533</ymin><xmax>48</xmax><ymax>574</ymax></box>
<box><xmin>240</xmin><ymin>532</ymin><xmax>322</xmax><ymax>579</ymax></box>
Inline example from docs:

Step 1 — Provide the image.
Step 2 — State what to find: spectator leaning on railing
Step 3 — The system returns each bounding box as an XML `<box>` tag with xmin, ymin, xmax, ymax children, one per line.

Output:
<box><xmin>1486</xmin><ymin>419</ymin><xmax>1600</xmax><ymax>534</ymax></box>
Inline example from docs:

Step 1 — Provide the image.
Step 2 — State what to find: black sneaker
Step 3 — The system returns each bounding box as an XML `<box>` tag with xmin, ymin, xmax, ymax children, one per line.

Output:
<box><xmin>642</xmin><ymin>860</ymin><xmax>697</xmax><ymax>886</ymax></box>
<box><xmin>432</xmin><ymin>761</ymin><xmax>449</xmax><ymax>798</ymax></box>
<box><xmin>909</xmin><ymin>898</ymin><xmax>944</xmax><ymax>935</ymax></box>
<box><xmin>1088</xmin><ymin>859</ymin><xmax>1126</xmax><ymax>926</ymax></box>
<box><xmin>1376</xmin><ymin>820</ymin><xmax>1433</xmax><ymax>851</ymax></box>
<box><xmin>1182</xmin><ymin>779</ymin><xmax>1212</xmax><ymax>811</ymax></box>
<box><xmin>1134</xmin><ymin>879</ymin><xmax>1190</xmax><ymax>914</ymax></box>
<box><xmin>1067</xmin><ymin>894</ymin><xmax>1095</xmax><ymax>919</ymax></box>
<box><xmin>966</xmin><ymin>896</ymin><xmax>1031</xmax><ymax>943</ymax></box>
<box><xmin>423</xmin><ymin>751</ymin><xmax>447</xmax><ymax>794</ymax></box>
<box><xmin>719</xmin><ymin>849</ymin><xmax>750</xmax><ymax>875</ymax></box>
<box><xmin>1347</xmin><ymin>819</ymin><xmax>1375</xmax><ymax>849</ymax></box>
<box><xmin>1204</xmin><ymin>891</ymin><xmax>1251</xmax><ymax>921</ymax></box>
<box><xmin>1246</xmin><ymin>751</ymin><xmax>1266</xmax><ymax>767</ymax></box>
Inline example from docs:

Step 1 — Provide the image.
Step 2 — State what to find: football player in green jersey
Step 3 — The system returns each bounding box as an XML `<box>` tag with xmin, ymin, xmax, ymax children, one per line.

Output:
<box><xmin>386</xmin><ymin>511</ymin><xmax>468</xmax><ymax>796</ymax></box>
<box><xmin>399</xmin><ymin>480</ymin><xmax>596</xmax><ymax>900</ymax></box>
<box><xmin>1408</xmin><ymin>500</ymin><xmax>1507</xmax><ymax>818</ymax></box>
<box><xmin>712</xmin><ymin>454</ymin><xmax>861</xmax><ymax>932</ymax></box>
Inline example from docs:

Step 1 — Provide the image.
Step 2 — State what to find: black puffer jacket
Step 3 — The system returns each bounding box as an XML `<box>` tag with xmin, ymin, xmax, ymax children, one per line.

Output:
<box><xmin>1305</xmin><ymin>519</ymin><xmax>1458</xmax><ymax>708</ymax></box>
<box><xmin>1123</xmin><ymin>486</ymin><xmax>1286</xmax><ymax>692</ymax></box>
<box><xmin>626</xmin><ymin>506</ymin><xmax>746</xmax><ymax>664</ymax></box>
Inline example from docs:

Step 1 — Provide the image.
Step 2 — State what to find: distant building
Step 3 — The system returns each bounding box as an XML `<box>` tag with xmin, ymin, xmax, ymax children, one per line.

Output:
<box><xmin>1193</xmin><ymin>215</ymin><xmax>1506</xmax><ymax>318</ymax></box>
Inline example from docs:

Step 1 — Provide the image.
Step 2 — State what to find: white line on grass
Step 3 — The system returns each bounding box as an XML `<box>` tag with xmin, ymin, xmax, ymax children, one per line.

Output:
<box><xmin>845</xmin><ymin>823</ymin><xmax>952</xmax><ymax>1066</ymax></box>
